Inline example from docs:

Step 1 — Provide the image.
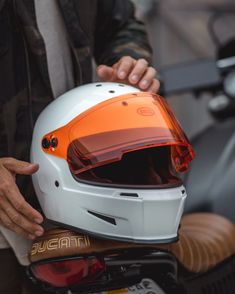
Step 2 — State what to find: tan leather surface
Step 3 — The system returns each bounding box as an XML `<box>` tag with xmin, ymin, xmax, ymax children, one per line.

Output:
<box><xmin>30</xmin><ymin>213</ymin><xmax>235</xmax><ymax>273</ymax></box>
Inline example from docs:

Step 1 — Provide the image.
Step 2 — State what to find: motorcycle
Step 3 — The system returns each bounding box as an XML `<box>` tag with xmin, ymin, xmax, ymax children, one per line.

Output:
<box><xmin>27</xmin><ymin>213</ymin><xmax>235</xmax><ymax>294</ymax></box>
<box><xmin>160</xmin><ymin>29</ymin><xmax>235</xmax><ymax>224</ymax></box>
<box><xmin>26</xmin><ymin>13</ymin><xmax>235</xmax><ymax>294</ymax></box>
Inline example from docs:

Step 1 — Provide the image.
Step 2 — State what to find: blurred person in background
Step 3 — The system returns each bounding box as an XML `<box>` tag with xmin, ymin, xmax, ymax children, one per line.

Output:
<box><xmin>0</xmin><ymin>0</ymin><xmax>159</xmax><ymax>293</ymax></box>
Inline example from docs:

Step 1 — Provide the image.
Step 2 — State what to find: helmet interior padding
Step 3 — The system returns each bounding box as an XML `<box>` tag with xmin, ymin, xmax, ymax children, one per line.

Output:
<box><xmin>78</xmin><ymin>146</ymin><xmax>182</xmax><ymax>188</ymax></box>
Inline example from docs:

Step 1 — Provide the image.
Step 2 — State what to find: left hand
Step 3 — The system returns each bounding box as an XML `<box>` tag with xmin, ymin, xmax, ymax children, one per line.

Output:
<box><xmin>97</xmin><ymin>56</ymin><xmax>160</xmax><ymax>93</ymax></box>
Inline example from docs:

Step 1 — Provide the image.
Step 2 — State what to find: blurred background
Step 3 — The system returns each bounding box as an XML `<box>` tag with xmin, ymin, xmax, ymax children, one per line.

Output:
<box><xmin>133</xmin><ymin>0</ymin><xmax>235</xmax><ymax>138</ymax></box>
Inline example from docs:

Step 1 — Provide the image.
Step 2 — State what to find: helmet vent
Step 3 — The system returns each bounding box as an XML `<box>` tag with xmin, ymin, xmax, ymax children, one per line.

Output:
<box><xmin>120</xmin><ymin>193</ymin><xmax>139</xmax><ymax>198</ymax></box>
<box><xmin>87</xmin><ymin>210</ymin><xmax>116</xmax><ymax>225</ymax></box>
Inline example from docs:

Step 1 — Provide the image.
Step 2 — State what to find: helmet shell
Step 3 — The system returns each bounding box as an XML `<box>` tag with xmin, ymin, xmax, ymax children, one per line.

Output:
<box><xmin>31</xmin><ymin>82</ymin><xmax>187</xmax><ymax>243</ymax></box>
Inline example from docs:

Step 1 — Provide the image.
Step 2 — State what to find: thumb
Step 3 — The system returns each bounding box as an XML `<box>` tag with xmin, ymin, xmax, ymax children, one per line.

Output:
<box><xmin>97</xmin><ymin>65</ymin><xmax>115</xmax><ymax>82</ymax></box>
<box><xmin>2</xmin><ymin>158</ymin><xmax>39</xmax><ymax>175</ymax></box>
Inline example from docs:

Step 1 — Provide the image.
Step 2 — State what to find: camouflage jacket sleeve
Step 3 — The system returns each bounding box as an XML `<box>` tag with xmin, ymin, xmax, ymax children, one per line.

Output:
<box><xmin>94</xmin><ymin>0</ymin><xmax>152</xmax><ymax>66</ymax></box>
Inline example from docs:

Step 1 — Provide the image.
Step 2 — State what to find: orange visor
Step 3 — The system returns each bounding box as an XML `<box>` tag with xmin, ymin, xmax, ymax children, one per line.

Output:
<box><xmin>42</xmin><ymin>92</ymin><xmax>195</xmax><ymax>174</ymax></box>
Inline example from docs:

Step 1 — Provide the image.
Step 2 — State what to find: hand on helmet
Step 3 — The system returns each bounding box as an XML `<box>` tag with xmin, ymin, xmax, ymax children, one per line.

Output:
<box><xmin>0</xmin><ymin>157</ymin><xmax>44</xmax><ymax>240</ymax></box>
<box><xmin>97</xmin><ymin>56</ymin><xmax>160</xmax><ymax>93</ymax></box>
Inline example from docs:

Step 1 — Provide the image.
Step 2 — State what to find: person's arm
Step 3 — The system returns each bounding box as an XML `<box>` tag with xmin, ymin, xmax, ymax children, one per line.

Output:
<box><xmin>0</xmin><ymin>158</ymin><xmax>44</xmax><ymax>240</ymax></box>
<box><xmin>0</xmin><ymin>1</ymin><xmax>44</xmax><ymax>240</ymax></box>
<box><xmin>94</xmin><ymin>0</ymin><xmax>159</xmax><ymax>92</ymax></box>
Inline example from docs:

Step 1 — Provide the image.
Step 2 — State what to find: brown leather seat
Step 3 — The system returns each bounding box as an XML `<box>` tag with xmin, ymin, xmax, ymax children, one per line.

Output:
<box><xmin>30</xmin><ymin>213</ymin><xmax>235</xmax><ymax>273</ymax></box>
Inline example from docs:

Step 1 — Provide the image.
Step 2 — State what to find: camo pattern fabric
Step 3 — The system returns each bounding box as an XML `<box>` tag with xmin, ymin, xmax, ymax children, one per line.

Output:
<box><xmin>0</xmin><ymin>0</ymin><xmax>152</xmax><ymax>206</ymax></box>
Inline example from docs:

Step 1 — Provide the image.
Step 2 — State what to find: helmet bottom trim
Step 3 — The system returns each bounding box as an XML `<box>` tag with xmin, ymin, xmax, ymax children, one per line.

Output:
<box><xmin>46</xmin><ymin>218</ymin><xmax>179</xmax><ymax>245</ymax></box>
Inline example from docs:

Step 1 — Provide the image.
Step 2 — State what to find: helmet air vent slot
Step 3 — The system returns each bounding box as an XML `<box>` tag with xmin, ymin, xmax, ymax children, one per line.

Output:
<box><xmin>120</xmin><ymin>193</ymin><xmax>139</xmax><ymax>197</ymax></box>
<box><xmin>87</xmin><ymin>210</ymin><xmax>116</xmax><ymax>225</ymax></box>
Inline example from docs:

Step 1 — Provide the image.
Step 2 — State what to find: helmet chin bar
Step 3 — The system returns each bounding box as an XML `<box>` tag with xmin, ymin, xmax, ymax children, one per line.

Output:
<box><xmin>32</xmin><ymin>154</ymin><xmax>186</xmax><ymax>243</ymax></box>
<box><xmin>39</xmin><ymin>157</ymin><xmax>186</xmax><ymax>244</ymax></box>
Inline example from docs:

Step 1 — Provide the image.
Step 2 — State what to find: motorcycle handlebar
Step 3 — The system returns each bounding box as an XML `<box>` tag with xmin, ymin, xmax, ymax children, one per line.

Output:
<box><xmin>160</xmin><ymin>55</ymin><xmax>235</xmax><ymax>96</ymax></box>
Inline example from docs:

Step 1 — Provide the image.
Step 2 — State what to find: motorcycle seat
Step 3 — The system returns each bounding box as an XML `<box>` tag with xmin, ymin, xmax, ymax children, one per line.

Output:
<box><xmin>30</xmin><ymin>213</ymin><xmax>235</xmax><ymax>274</ymax></box>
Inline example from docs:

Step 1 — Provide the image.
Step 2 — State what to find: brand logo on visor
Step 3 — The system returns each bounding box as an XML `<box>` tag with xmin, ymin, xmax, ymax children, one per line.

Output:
<box><xmin>137</xmin><ymin>107</ymin><xmax>155</xmax><ymax>116</ymax></box>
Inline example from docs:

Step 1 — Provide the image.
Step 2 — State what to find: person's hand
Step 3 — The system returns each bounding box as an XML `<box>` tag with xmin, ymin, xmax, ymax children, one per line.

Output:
<box><xmin>97</xmin><ymin>56</ymin><xmax>160</xmax><ymax>93</ymax></box>
<box><xmin>0</xmin><ymin>157</ymin><xmax>44</xmax><ymax>240</ymax></box>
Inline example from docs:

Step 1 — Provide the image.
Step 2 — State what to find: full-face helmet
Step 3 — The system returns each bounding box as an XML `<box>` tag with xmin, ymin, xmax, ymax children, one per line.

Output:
<box><xmin>31</xmin><ymin>82</ymin><xmax>194</xmax><ymax>243</ymax></box>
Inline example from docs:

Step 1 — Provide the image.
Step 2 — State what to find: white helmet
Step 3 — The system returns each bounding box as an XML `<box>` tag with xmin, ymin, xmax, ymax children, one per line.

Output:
<box><xmin>31</xmin><ymin>82</ymin><xmax>194</xmax><ymax>243</ymax></box>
